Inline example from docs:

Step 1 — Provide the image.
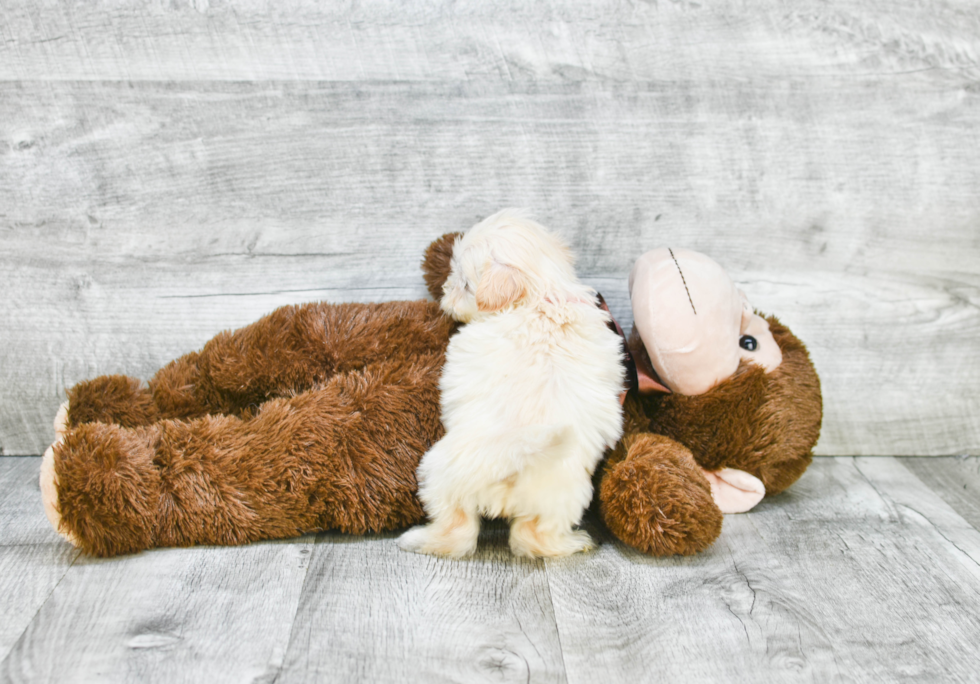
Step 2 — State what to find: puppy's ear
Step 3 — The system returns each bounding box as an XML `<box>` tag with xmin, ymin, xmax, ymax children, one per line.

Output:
<box><xmin>422</xmin><ymin>232</ymin><xmax>463</xmax><ymax>301</ymax></box>
<box><xmin>476</xmin><ymin>261</ymin><xmax>526</xmax><ymax>312</ymax></box>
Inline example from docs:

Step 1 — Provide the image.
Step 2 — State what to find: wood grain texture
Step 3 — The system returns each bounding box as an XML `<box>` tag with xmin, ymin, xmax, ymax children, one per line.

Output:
<box><xmin>1</xmin><ymin>536</ymin><xmax>316</xmax><ymax>684</ymax></box>
<box><xmin>2</xmin><ymin>1</ymin><xmax>980</xmax><ymax>456</ymax></box>
<box><xmin>0</xmin><ymin>459</ymin><xmax>79</xmax><ymax>662</ymax></box>
<box><xmin>2</xmin><ymin>1</ymin><xmax>978</xmax><ymax>82</ymax></box>
<box><xmin>2</xmin><ymin>457</ymin><xmax>980</xmax><ymax>681</ymax></box>
<box><xmin>902</xmin><ymin>456</ymin><xmax>980</xmax><ymax>531</ymax></box>
<box><xmin>0</xmin><ymin>544</ymin><xmax>78</xmax><ymax>664</ymax></box>
<box><xmin>0</xmin><ymin>457</ymin><xmax>60</xmax><ymax>546</ymax></box>
<box><xmin>546</xmin><ymin>457</ymin><xmax>980</xmax><ymax>683</ymax></box>
<box><xmin>277</xmin><ymin>524</ymin><xmax>567</xmax><ymax>684</ymax></box>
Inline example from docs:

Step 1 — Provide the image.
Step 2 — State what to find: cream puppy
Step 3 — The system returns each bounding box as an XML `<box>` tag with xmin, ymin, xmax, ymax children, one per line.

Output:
<box><xmin>398</xmin><ymin>209</ymin><xmax>624</xmax><ymax>558</ymax></box>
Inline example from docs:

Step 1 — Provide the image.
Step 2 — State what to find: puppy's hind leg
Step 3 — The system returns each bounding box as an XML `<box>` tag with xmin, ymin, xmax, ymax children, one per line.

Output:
<box><xmin>509</xmin><ymin>516</ymin><xmax>594</xmax><ymax>558</ymax></box>
<box><xmin>398</xmin><ymin>507</ymin><xmax>481</xmax><ymax>558</ymax></box>
<box><xmin>399</xmin><ymin>436</ymin><xmax>481</xmax><ymax>557</ymax></box>
<box><xmin>508</xmin><ymin>448</ymin><xmax>597</xmax><ymax>558</ymax></box>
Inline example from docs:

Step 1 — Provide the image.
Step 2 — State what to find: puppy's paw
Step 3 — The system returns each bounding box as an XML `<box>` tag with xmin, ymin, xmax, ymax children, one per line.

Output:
<box><xmin>397</xmin><ymin>525</ymin><xmax>434</xmax><ymax>554</ymax></box>
<box><xmin>39</xmin><ymin>443</ymin><xmax>79</xmax><ymax>547</ymax></box>
<box><xmin>510</xmin><ymin>520</ymin><xmax>594</xmax><ymax>558</ymax></box>
<box><xmin>397</xmin><ymin>520</ymin><xmax>478</xmax><ymax>558</ymax></box>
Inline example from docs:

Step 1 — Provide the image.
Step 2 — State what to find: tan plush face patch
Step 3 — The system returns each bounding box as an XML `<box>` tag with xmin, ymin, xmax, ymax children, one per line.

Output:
<box><xmin>630</xmin><ymin>248</ymin><xmax>782</xmax><ymax>396</ymax></box>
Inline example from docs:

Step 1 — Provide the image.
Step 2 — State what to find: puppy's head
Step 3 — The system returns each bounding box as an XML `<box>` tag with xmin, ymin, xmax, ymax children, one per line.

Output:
<box><xmin>440</xmin><ymin>209</ymin><xmax>578</xmax><ymax>322</ymax></box>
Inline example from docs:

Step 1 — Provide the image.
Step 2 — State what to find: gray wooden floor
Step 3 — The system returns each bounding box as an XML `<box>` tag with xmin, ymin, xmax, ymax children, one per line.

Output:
<box><xmin>2</xmin><ymin>456</ymin><xmax>979</xmax><ymax>683</ymax></box>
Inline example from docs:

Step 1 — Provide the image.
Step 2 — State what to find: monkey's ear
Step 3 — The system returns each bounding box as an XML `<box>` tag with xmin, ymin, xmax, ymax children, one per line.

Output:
<box><xmin>475</xmin><ymin>261</ymin><xmax>526</xmax><ymax>312</ymax></box>
<box><xmin>421</xmin><ymin>232</ymin><xmax>463</xmax><ymax>300</ymax></box>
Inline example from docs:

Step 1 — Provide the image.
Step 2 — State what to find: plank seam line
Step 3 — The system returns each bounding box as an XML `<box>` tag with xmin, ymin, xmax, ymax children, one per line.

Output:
<box><xmin>851</xmin><ymin>457</ymin><xmax>898</xmax><ymax>513</ymax></box>
<box><xmin>0</xmin><ymin>546</ymin><xmax>82</xmax><ymax>665</ymax></box>
<box><xmin>156</xmin><ymin>285</ymin><xmax>417</xmax><ymax>298</ymax></box>
<box><xmin>269</xmin><ymin>534</ymin><xmax>320</xmax><ymax>684</ymax></box>
<box><xmin>854</xmin><ymin>458</ymin><xmax>980</xmax><ymax>571</ymax></box>
<box><xmin>895</xmin><ymin>502</ymin><xmax>980</xmax><ymax>570</ymax></box>
<box><xmin>543</xmin><ymin>558</ymin><xmax>572</xmax><ymax>684</ymax></box>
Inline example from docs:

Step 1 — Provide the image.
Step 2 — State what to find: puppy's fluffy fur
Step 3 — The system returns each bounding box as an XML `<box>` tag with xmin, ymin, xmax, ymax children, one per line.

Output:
<box><xmin>398</xmin><ymin>209</ymin><xmax>624</xmax><ymax>558</ymax></box>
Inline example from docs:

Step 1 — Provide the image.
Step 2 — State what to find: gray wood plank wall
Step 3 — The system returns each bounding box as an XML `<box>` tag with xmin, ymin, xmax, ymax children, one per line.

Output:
<box><xmin>2</xmin><ymin>1</ymin><xmax>978</xmax><ymax>456</ymax></box>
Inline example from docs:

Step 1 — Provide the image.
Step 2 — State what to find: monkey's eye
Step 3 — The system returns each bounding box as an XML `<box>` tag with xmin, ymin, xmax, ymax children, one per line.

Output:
<box><xmin>739</xmin><ymin>335</ymin><xmax>758</xmax><ymax>351</ymax></box>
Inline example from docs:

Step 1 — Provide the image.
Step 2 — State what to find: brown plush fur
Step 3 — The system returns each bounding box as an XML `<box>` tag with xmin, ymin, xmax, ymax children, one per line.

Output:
<box><xmin>55</xmin><ymin>298</ymin><xmax>455</xmax><ymax>557</ymax></box>
<box><xmin>636</xmin><ymin>316</ymin><xmax>821</xmax><ymax>495</ymax></box>
<box><xmin>149</xmin><ymin>353</ymin><xmax>443</xmax><ymax>548</ymax></box>
<box><xmin>152</xmin><ymin>300</ymin><xmax>457</xmax><ymax>421</ymax></box>
<box><xmin>597</xmin><ymin>400</ymin><xmax>723</xmax><ymax>556</ymax></box>
<box><xmin>66</xmin><ymin>375</ymin><xmax>160</xmax><ymax>428</ymax></box>
<box><xmin>50</xmin><ymin>234</ymin><xmax>821</xmax><ymax>559</ymax></box>
<box><xmin>597</xmin><ymin>315</ymin><xmax>822</xmax><ymax>556</ymax></box>
<box><xmin>54</xmin><ymin>423</ymin><xmax>162</xmax><ymax>556</ymax></box>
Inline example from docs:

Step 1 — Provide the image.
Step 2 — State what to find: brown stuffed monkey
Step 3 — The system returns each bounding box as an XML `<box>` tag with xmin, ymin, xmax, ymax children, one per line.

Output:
<box><xmin>597</xmin><ymin>247</ymin><xmax>822</xmax><ymax>555</ymax></box>
<box><xmin>40</xmin><ymin>231</ymin><xmax>821</xmax><ymax>558</ymax></box>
